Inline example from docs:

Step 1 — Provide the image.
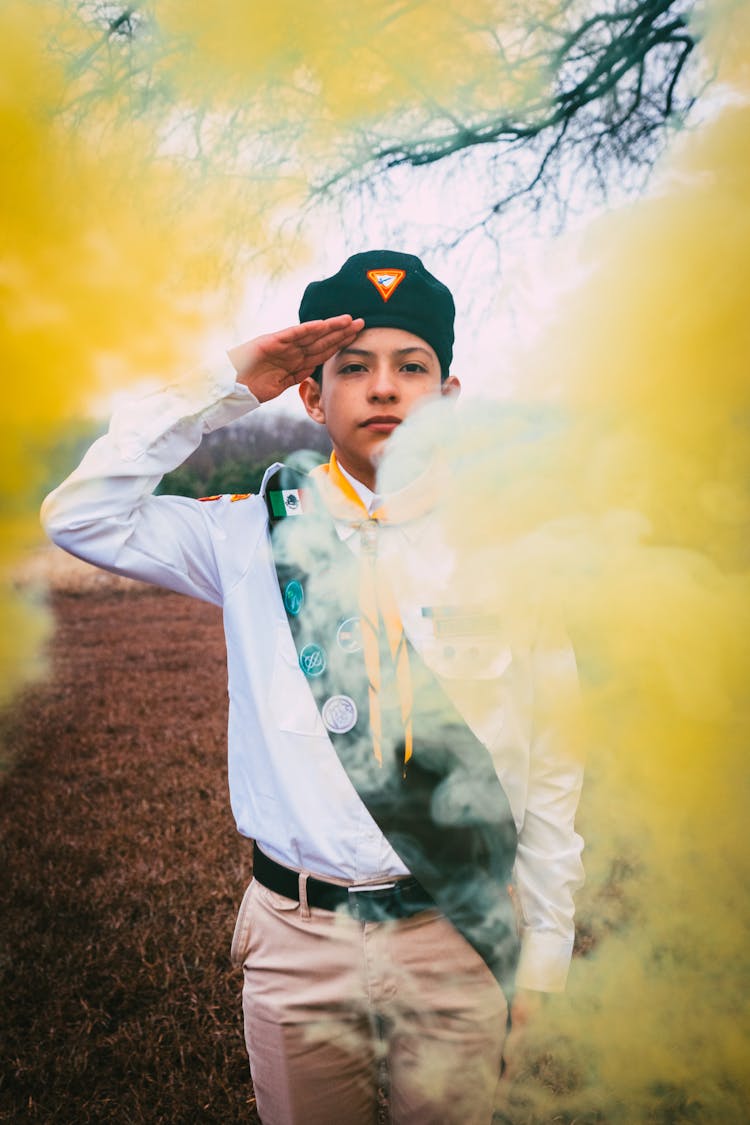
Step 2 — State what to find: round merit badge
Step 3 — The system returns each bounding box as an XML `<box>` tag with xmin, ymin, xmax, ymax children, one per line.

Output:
<box><xmin>336</xmin><ymin>616</ymin><xmax>362</xmax><ymax>653</ymax></box>
<box><xmin>322</xmin><ymin>695</ymin><xmax>358</xmax><ymax>734</ymax></box>
<box><xmin>299</xmin><ymin>642</ymin><xmax>326</xmax><ymax>678</ymax></box>
<box><xmin>283</xmin><ymin>580</ymin><xmax>304</xmax><ymax>617</ymax></box>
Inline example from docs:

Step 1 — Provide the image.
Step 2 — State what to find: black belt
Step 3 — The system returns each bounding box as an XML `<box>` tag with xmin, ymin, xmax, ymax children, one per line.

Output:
<box><xmin>252</xmin><ymin>842</ymin><xmax>436</xmax><ymax>923</ymax></box>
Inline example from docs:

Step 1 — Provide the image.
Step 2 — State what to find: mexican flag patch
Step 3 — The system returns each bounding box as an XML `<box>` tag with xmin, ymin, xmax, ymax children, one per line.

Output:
<box><xmin>268</xmin><ymin>488</ymin><xmax>310</xmax><ymax>518</ymax></box>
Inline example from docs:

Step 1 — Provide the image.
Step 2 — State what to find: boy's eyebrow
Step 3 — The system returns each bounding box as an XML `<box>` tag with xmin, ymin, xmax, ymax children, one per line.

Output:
<box><xmin>336</xmin><ymin>347</ymin><xmax>375</xmax><ymax>358</ymax></box>
<box><xmin>336</xmin><ymin>346</ymin><xmax>434</xmax><ymax>359</ymax></box>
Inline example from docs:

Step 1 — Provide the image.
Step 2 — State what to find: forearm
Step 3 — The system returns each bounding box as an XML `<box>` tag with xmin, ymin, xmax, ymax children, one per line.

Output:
<box><xmin>40</xmin><ymin>354</ymin><xmax>260</xmax><ymax>601</ymax></box>
<box><xmin>42</xmin><ymin>355</ymin><xmax>256</xmax><ymax>532</ymax></box>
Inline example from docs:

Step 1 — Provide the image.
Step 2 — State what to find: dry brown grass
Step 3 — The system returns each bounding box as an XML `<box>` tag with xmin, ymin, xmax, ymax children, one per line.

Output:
<box><xmin>13</xmin><ymin>544</ymin><xmax>145</xmax><ymax>596</ymax></box>
<box><xmin>0</xmin><ymin>579</ymin><xmax>258</xmax><ymax>1123</ymax></box>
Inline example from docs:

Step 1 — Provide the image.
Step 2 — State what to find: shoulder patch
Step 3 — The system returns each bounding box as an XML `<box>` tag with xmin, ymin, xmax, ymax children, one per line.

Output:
<box><xmin>230</xmin><ymin>493</ymin><xmax>253</xmax><ymax>502</ymax></box>
<box><xmin>267</xmin><ymin>488</ymin><xmax>311</xmax><ymax>518</ymax></box>
<box><xmin>198</xmin><ymin>494</ymin><xmax>223</xmax><ymax>502</ymax></box>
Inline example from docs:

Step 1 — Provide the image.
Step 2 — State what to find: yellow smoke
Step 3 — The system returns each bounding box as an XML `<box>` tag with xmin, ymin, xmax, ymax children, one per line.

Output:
<box><xmin>3</xmin><ymin>0</ymin><xmax>748</xmax><ymax>1114</ymax></box>
<box><xmin>378</xmin><ymin>4</ymin><xmax>749</xmax><ymax>1119</ymax></box>
<box><xmin>155</xmin><ymin>0</ymin><xmax>535</xmax><ymax>127</ymax></box>
<box><xmin>541</xmin><ymin>98</ymin><xmax>750</xmax><ymax>1120</ymax></box>
<box><xmin>1</xmin><ymin>0</ymin><xmax>540</xmax><ymax>711</ymax></box>
<box><xmin>0</xmin><ymin>0</ymin><xmax>282</xmax><ymax>707</ymax></box>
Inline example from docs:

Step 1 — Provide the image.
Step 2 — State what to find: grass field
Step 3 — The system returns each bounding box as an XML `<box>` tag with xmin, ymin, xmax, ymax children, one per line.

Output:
<box><xmin>1</xmin><ymin>555</ymin><xmax>259</xmax><ymax>1123</ymax></box>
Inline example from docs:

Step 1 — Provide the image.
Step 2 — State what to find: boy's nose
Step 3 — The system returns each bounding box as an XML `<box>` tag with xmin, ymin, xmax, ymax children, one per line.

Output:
<box><xmin>367</xmin><ymin>364</ymin><xmax>399</xmax><ymax>400</ymax></box>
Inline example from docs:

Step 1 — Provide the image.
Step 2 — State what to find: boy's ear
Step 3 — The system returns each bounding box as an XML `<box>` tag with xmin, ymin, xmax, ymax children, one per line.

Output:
<box><xmin>442</xmin><ymin>374</ymin><xmax>461</xmax><ymax>398</ymax></box>
<box><xmin>299</xmin><ymin>376</ymin><xmax>326</xmax><ymax>424</ymax></box>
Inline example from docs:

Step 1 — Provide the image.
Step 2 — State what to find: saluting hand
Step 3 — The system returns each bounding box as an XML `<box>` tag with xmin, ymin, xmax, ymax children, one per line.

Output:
<box><xmin>228</xmin><ymin>315</ymin><xmax>365</xmax><ymax>404</ymax></box>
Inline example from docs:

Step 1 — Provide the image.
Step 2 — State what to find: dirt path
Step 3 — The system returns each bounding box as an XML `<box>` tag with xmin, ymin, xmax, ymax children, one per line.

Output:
<box><xmin>0</xmin><ymin>584</ymin><xmax>259</xmax><ymax>1123</ymax></box>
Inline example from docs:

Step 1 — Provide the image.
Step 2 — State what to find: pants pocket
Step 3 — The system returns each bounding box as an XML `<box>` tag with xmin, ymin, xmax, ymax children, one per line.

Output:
<box><xmin>230</xmin><ymin>878</ymin><xmax>256</xmax><ymax>967</ymax></box>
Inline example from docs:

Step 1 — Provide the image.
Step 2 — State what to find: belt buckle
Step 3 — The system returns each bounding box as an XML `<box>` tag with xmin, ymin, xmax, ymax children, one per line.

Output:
<box><xmin>347</xmin><ymin>882</ymin><xmax>397</xmax><ymax>895</ymax></box>
<box><xmin>347</xmin><ymin>881</ymin><xmax>401</xmax><ymax>923</ymax></box>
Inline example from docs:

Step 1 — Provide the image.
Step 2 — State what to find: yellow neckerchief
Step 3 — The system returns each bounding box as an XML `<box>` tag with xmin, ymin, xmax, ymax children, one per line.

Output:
<box><xmin>309</xmin><ymin>452</ymin><xmax>413</xmax><ymax>769</ymax></box>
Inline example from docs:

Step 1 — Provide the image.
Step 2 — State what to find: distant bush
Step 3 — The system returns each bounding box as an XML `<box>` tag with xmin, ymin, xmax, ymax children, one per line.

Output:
<box><xmin>38</xmin><ymin>410</ymin><xmax>331</xmax><ymax>503</ymax></box>
<box><xmin>157</xmin><ymin>413</ymin><xmax>331</xmax><ymax>498</ymax></box>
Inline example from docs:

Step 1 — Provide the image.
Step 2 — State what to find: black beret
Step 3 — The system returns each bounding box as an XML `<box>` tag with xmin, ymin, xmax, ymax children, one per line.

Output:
<box><xmin>299</xmin><ymin>250</ymin><xmax>455</xmax><ymax>379</ymax></box>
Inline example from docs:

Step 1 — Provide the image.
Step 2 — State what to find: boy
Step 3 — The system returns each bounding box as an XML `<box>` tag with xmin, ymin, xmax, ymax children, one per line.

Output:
<box><xmin>42</xmin><ymin>250</ymin><xmax>584</xmax><ymax>1124</ymax></box>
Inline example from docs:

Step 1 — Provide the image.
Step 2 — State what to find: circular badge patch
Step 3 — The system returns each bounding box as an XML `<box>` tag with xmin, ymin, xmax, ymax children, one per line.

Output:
<box><xmin>283</xmin><ymin>580</ymin><xmax>304</xmax><ymax>617</ymax></box>
<box><xmin>299</xmin><ymin>642</ymin><xmax>326</xmax><ymax>678</ymax></box>
<box><xmin>321</xmin><ymin>695</ymin><xmax>358</xmax><ymax>734</ymax></box>
<box><xmin>336</xmin><ymin>616</ymin><xmax>362</xmax><ymax>654</ymax></box>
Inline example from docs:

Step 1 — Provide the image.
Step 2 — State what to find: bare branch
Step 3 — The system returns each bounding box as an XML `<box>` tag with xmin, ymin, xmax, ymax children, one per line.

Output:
<box><xmin>53</xmin><ymin>0</ymin><xmax>706</xmax><ymax>244</ymax></box>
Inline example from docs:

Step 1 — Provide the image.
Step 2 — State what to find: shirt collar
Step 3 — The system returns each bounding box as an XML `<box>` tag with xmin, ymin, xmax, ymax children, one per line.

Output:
<box><xmin>337</xmin><ymin>461</ymin><xmax>382</xmax><ymax>515</ymax></box>
<box><xmin>314</xmin><ymin>452</ymin><xmax>441</xmax><ymax>544</ymax></box>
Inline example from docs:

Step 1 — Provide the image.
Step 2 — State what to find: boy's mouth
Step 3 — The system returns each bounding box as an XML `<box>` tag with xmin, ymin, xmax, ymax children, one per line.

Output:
<box><xmin>360</xmin><ymin>415</ymin><xmax>402</xmax><ymax>433</ymax></box>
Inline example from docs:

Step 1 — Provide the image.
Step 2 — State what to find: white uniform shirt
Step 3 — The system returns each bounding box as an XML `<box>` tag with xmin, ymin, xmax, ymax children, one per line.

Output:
<box><xmin>41</xmin><ymin>355</ymin><xmax>584</xmax><ymax>992</ymax></box>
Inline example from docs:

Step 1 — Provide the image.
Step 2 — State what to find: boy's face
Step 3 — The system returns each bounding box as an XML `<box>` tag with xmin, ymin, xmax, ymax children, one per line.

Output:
<box><xmin>299</xmin><ymin>326</ymin><xmax>460</xmax><ymax>489</ymax></box>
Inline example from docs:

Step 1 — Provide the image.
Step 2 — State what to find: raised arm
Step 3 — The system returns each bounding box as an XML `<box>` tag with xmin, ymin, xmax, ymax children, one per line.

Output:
<box><xmin>229</xmin><ymin>315</ymin><xmax>364</xmax><ymax>401</ymax></box>
<box><xmin>41</xmin><ymin>316</ymin><xmax>364</xmax><ymax>603</ymax></box>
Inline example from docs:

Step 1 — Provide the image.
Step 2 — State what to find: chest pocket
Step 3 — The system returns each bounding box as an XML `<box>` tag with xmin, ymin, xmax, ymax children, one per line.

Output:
<box><xmin>416</xmin><ymin>608</ymin><xmax>514</xmax><ymax>682</ymax></box>
<box><xmin>413</xmin><ymin>611</ymin><xmax>532</xmax><ymax>773</ymax></box>
<box><xmin>269</xmin><ymin>622</ymin><xmax>327</xmax><ymax>737</ymax></box>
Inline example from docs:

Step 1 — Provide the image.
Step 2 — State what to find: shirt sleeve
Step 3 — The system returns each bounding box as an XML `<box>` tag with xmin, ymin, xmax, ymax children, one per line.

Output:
<box><xmin>40</xmin><ymin>354</ymin><xmax>261</xmax><ymax>605</ymax></box>
<box><xmin>513</xmin><ymin>639</ymin><xmax>585</xmax><ymax>992</ymax></box>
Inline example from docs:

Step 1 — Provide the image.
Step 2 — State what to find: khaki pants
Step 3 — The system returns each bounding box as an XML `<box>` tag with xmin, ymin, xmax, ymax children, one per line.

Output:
<box><xmin>232</xmin><ymin>876</ymin><xmax>508</xmax><ymax>1125</ymax></box>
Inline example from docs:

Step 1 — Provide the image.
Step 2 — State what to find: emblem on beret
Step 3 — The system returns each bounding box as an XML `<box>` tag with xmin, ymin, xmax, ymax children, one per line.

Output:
<box><xmin>322</xmin><ymin>694</ymin><xmax>358</xmax><ymax>734</ymax></box>
<box><xmin>366</xmin><ymin>268</ymin><xmax>406</xmax><ymax>302</ymax></box>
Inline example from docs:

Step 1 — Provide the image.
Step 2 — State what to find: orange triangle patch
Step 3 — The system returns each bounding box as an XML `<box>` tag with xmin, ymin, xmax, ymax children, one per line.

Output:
<box><xmin>366</xmin><ymin>268</ymin><xmax>406</xmax><ymax>302</ymax></box>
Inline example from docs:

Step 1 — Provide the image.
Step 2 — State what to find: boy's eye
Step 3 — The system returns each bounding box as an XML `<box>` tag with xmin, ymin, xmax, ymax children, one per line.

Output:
<box><xmin>402</xmin><ymin>362</ymin><xmax>427</xmax><ymax>373</ymax></box>
<box><xmin>339</xmin><ymin>363</ymin><xmax>368</xmax><ymax>374</ymax></box>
